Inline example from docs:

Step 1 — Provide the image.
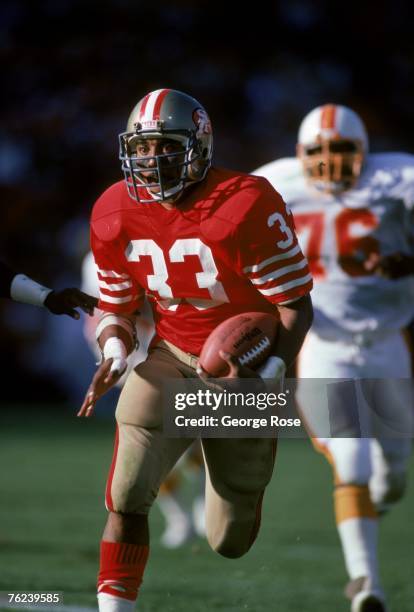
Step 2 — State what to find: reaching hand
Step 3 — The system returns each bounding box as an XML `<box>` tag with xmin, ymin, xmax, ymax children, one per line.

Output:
<box><xmin>197</xmin><ymin>350</ymin><xmax>260</xmax><ymax>380</ymax></box>
<box><xmin>364</xmin><ymin>252</ymin><xmax>414</xmax><ymax>279</ymax></box>
<box><xmin>197</xmin><ymin>350</ymin><xmax>264</xmax><ymax>392</ymax></box>
<box><xmin>218</xmin><ymin>351</ymin><xmax>261</xmax><ymax>379</ymax></box>
<box><xmin>77</xmin><ymin>358</ymin><xmax>126</xmax><ymax>417</ymax></box>
<box><xmin>44</xmin><ymin>288</ymin><xmax>98</xmax><ymax>319</ymax></box>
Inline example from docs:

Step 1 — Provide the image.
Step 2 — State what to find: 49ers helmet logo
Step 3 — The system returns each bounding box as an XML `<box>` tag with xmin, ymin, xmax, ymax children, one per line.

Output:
<box><xmin>193</xmin><ymin>108</ymin><xmax>212</xmax><ymax>137</ymax></box>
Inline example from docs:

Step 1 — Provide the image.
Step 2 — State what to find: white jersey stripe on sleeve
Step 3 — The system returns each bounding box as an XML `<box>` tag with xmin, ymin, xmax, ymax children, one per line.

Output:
<box><xmin>145</xmin><ymin>90</ymin><xmax>166</xmax><ymax>120</ymax></box>
<box><xmin>98</xmin><ymin>279</ymin><xmax>133</xmax><ymax>291</ymax></box>
<box><xmin>243</xmin><ymin>244</ymin><xmax>301</xmax><ymax>274</ymax></box>
<box><xmin>98</xmin><ymin>268</ymin><xmax>130</xmax><ymax>279</ymax></box>
<box><xmin>145</xmin><ymin>91</ymin><xmax>158</xmax><ymax>119</ymax></box>
<box><xmin>99</xmin><ymin>293</ymin><xmax>134</xmax><ymax>304</ymax></box>
<box><xmin>277</xmin><ymin>296</ymin><xmax>302</xmax><ymax>305</ymax></box>
<box><xmin>257</xmin><ymin>273</ymin><xmax>313</xmax><ymax>296</ymax></box>
<box><xmin>250</xmin><ymin>258</ymin><xmax>308</xmax><ymax>285</ymax></box>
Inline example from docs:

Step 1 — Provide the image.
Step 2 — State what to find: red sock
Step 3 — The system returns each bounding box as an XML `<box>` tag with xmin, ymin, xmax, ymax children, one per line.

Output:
<box><xmin>97</xmin><ymin>541</ymin><xmax>149</xmax><ymax>601</ymax></box>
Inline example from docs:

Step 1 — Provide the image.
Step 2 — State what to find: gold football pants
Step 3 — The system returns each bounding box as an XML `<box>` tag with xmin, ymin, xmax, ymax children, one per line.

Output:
<box><xmin>105</xmin><ymin>340</ymin><xmax>277</xmax><ymax>558</ymax></box>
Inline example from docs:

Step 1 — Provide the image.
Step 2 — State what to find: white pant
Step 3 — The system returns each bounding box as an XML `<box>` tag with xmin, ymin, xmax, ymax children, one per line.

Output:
<box><xmin>297</xmin><ymin>330</ymin><xmax>413</xmax><ymax>508</ymax></box>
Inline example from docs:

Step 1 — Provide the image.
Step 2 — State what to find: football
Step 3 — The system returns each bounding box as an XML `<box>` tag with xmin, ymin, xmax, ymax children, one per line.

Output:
<box><xmin>199</xmin><ymin>311</ymin><xmax>280</xmax><ymax>377</ymax></box>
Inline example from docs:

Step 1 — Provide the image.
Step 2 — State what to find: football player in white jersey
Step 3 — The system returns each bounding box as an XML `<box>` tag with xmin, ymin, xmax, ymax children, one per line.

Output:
<box><xmin>254</xmin><ymin>104</ymin><xmax>414</xmax><ymax>612</ymax></box>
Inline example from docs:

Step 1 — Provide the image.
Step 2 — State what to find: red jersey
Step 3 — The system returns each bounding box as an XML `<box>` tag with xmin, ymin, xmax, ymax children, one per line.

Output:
<box><xmin>90</xmin><ymin>167</ymin><xmax>312</xmax><ymax>354</ymax></box>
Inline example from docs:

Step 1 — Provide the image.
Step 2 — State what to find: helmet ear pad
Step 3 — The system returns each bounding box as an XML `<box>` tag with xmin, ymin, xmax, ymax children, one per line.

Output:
<box><xmin>187</xmin><ymin>141</ymin><xmax>210</xmax><ymax>181</ymax></box>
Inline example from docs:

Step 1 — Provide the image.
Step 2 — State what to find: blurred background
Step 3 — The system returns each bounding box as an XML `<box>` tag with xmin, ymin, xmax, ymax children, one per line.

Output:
<box><xmin>1</xmin><ymin>0</ymin><xmax>414</xmax><ymax>405</ymax></box>
<box><xmin>1</xmin><ymin>4</ymin><xmax>414</xmax><ymax>610</ymax></box>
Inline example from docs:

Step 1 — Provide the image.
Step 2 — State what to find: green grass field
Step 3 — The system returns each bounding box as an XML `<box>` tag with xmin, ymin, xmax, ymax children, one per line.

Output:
<box><xmin>0</xmin><ymin>408</ymin><xmax>413</xmax><ymax>611</ymax></box>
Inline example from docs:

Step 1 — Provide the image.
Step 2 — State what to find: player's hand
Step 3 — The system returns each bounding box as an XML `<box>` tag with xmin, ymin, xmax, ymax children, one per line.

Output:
<box><xmin>219</xmin><ymin>351</ymin><xmax>261</xmax><ymax>379</ymax></box>
<box><xmin>197</xmin><ymin>351</ymin><xmax>263</xmax><ymax>392</ymax></box>
<box><xmin>44</xmin><ymin>288</ymin><xmax>98</xmax><ymax>319</ymax></box>
<box><xmin>77</xmin><ymin>358</ymin><xmax>125</xmax><ymax>417</ymax></box>
<box><xmin>364</xmin><ymin>252</ymin><xmax>414</xmax><ymax>279</ymax></box>
<box><xmin>197</xmin><ymin>350</ymin><xmax>260</xmax><ymax>380</ymax></box>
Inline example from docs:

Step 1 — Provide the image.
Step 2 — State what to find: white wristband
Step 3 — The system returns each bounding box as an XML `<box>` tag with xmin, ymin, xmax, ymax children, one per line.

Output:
<box><xmin>256</xmin><ymin>355</ymin><xmax>286</xmax><ymax>381</ymax></box>
<box><xmin>10</xmin><ymin>274</ymin><xmax>53</xmax><ymax>307</ymax></box>
<box><xmin>103</xmin><ymin>337</ymin><xmax>128</xmax><ymax>375</ymax></box>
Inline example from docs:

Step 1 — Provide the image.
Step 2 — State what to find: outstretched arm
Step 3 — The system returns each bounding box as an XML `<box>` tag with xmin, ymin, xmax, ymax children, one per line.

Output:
<box><xmin>77</xmin><ymin>313</ymin><xmax>137</xmax><ymax>417</ymax></box>
<box><xmin>1</xmin><ymin>260</ymin><xmax>97</xmax><ymax>318</ymax></box>
<box><xmin>43</xmin><ymin>288</ymin><xmax>97</xmax><ymax>318</ymax></box>
<box><xmin>364</xmin><ymin>252</ymin><xmax>414</xmax><ymax>279</ymax></box>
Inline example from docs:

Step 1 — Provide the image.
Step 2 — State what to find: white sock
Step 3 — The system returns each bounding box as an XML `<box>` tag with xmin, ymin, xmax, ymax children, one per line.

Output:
<box><xmin>157</xmin><ymin>494</ymin><xmax>190</xmax><ymax>525</ymax></box>
<box><xmin>192</xmin><ymin>495</ymin><xmax>206</xmax><ymax>537</ymax></box>
<box><xmin>338</xmin><ymin>517</ymin><xmax>380</xmax><ymax>587</ymax></box>
<box><xmin>98</xmin><ymin>593</ymin><xmax>135</xmax><ymax>612</ymax></box>
<box><xmin>157</xmin><ymin>494</ymin><xmax>192</xmax><ymax>548</ymax></box>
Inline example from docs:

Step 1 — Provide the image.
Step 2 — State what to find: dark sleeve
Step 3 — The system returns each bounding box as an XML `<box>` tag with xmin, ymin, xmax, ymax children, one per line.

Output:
<box><xmin>0</xmin><ymin>260</ymin><xmax>17</xmax><ymax>299</ymax></box>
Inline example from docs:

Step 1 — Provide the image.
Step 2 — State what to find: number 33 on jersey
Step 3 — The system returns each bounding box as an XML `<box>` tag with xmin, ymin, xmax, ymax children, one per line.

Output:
<box><xmin>90</xmin><ymin>168</ymin><xmax>312</xmax><ymax>354</ymax></box>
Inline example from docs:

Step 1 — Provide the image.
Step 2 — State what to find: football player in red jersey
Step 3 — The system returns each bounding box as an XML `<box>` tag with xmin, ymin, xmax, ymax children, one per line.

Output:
<box><xmin>0</xmin><ymin>259</ymin><xmax>97</xmax><ymax>318</ymax></box>
<box><xmin>80</xmin><ymin>249</ymin><xmax>206</xmax><ymax>550</ymax></box>
<box><xmin>78</xmin><ymin>88</ymin><xmax>313</xmax><ymax>611</ymax></box>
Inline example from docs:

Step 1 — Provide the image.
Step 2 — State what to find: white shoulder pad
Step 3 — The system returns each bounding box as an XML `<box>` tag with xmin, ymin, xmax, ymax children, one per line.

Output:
<box><xmin>362</xmin><ymin>153</ymin><xmax>414</xmax><ymax>209</ymax></box>
<box><xmin>252</xmin><ymin>157</ymin><xmax>300</xmax><ymax>181</ymax></box>
<box><xmin>252</xmin><ymin>157</ymin><xmax>305</xmax><ymax>201</ymax></box>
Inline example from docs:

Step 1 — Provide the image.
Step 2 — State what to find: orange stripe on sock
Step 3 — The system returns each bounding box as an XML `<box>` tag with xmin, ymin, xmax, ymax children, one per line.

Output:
<box><xmin>334</xmin><ymin>485</ymin><xmax>377</xmax><ymax>524</ymax></box>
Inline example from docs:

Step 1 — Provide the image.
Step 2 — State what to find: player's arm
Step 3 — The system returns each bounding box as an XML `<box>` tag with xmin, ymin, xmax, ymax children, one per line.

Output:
<box><xmin>233</xmin><ymin>180</ymin><xmax>314</xmax><ymax>380</ymax></box>
<box><xmin>78</xmin><ymin>231</ymin><xmax>144</xmax><ymax>417</ymax></box>
<box><xmin>364</xmin><ymin>159</ymin><xmax>414</xmax><ymax>279</ymax></box>
<box><xmin>1</xmin><ymin>259</ymin><xmax>97</xmax><ymax>317</ymax></box>
<box><xmin>78</xmin><ymin>312</ymin><xmax>137</xmax><ymax>417</ymax></box>
<box><xmin>269</xmin><ymin>294</ymin><xmax>313</xmax><ymax>366</ymax></box>
<box><xmin>364</xmin><ymin>252</ymin><xmax>414</xmax><ymax>278</ymax></box>
<box><xmin>217</xmin><ymin>295</ymin><xmax>313</xmax><ymax>383</ymax></box>
<box><xmin>43</xmin><ymin>288</ymin><xmax>97</xmax><ymax>318</ymax></box>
